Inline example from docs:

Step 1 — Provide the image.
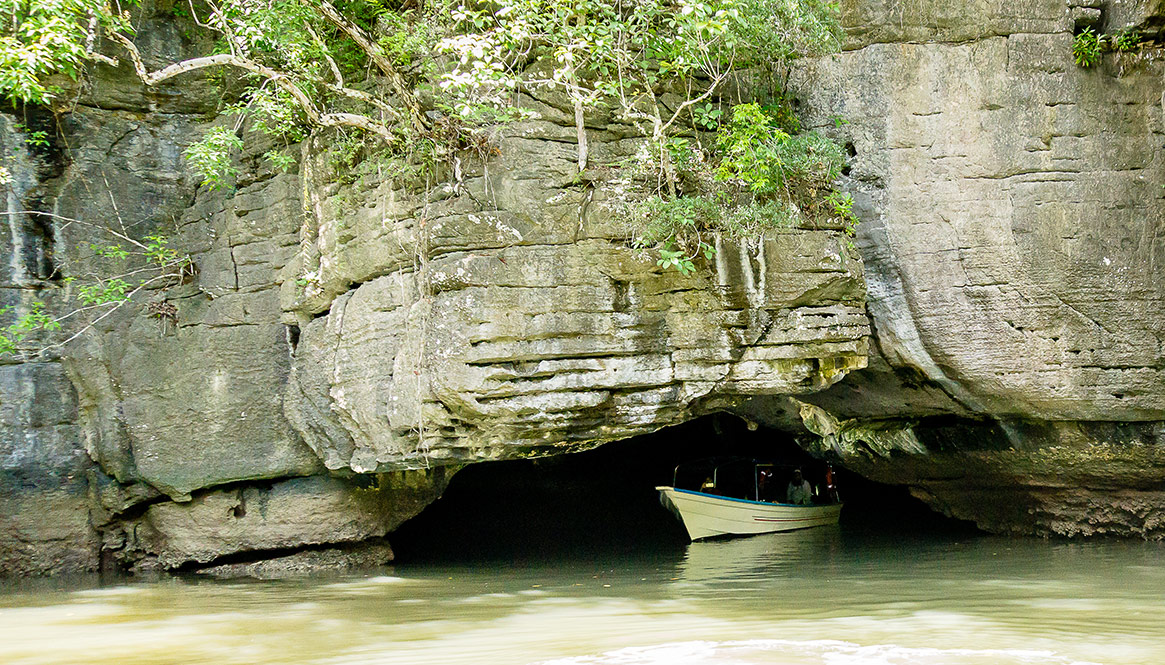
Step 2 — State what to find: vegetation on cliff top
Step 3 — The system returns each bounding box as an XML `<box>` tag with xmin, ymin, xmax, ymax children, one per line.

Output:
<box><xmin>0</xmin><ymin>0</ymin><xmax>853</xmax><ymax>355</ymax></box>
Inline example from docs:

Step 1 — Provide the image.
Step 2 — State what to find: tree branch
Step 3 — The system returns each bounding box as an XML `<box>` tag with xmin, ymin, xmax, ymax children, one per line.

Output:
<box><xmin>311</xmin><ymin>0</ymin><xmax>427</xmax><ymax>135</ymax></box>
<box><xmin>111</xmin><ymin>33</ymin><xmax>396</xmax><ymax>142</ymax></box>
<box><xmin>304</xmin><ymin>20</ymin><xmax>344</xmax><ymax>87</ymax></box>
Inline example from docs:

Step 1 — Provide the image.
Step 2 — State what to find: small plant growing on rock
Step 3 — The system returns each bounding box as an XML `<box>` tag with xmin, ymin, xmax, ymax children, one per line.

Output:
<box><xmin>0</xmin><ymin>224</ymin><xmax>192</xmax><ymax>359</ymax></box>
<box><xmin>827</xmin><ymin>191</ymin><xmax>859</xmax><ymax>247</ymax></box>
<box><xmin>1113</xmin><ymin>29</ymin><xmax>1142</xmax><ymax>52</ymax></box>
<box><xmin>184</xmin><ymin>126</ymin><xmax>244</xmax><ymax>190</ymax></box>
<box><xmin>1073</xmin><ymin>28</ymin><xmax>1102</xmax><ymax>68</ymax></box>
<box><xmin>624</xmin><ymin>102</ymin><xmax>854</xmax><ymax>274</ymax></box>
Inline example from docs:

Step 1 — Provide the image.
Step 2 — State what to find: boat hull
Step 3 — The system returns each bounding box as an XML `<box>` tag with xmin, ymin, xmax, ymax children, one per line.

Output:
<box><xmin>657</xmin><ymin>486</ymin><xmax>842</xmax><ymax>541</ymax></box>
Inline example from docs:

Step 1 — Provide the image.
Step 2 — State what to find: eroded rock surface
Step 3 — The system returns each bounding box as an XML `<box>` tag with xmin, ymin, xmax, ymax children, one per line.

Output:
<box><xmin>275</xmin><ymin>94</ymin><xmax>869</xmax><ymax>472</ymax></box>
<box><xmin>798</xmin><ymin>402</ymin><xmax>1165</xmax><ymax>537</ymax></box>
<box><xmin>119</xmin><ymin>471</ymin><xmax>450</xmax><ymax>570</ymax></box>
<box><xmin>761</xmin><ymin>0</ymin><xmax>1165</xmax><ymax>537</ymax></box>
<box><xmin>5</xmin><ymin>0</ymin><xmax>1165</xmax><ymax>577</ymax></box>
<box><xmin>0</xmin><ymin>2</ymin><xmax>460</xmax><ymax>574</ymax></box>
<box><xmin>286</xmin><ymin>227</ymin><xmax>868</xmax><ymax>473</ymax></box>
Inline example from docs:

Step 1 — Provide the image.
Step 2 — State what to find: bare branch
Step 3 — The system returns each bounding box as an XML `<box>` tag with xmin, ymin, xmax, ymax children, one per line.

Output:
<box><xmin>319</xmin><ymin>112</ymin><xmax>394</xmax><ymax>141</ymax></box>
<box><xmin>315</xmin><ymin>80</ymin><xmax>403</xmax><ymax>121</ymax></box>
<box><xmin>110</xmin><ymin>33</ymin><xmax>398</xmax><ymax>143</ymax></box>
<box><xmin>312</xmin><ymin>0</ymin><xmax>427</xmax><ymax>134</ymax></box>
<box><xmin>304</xmin><ymin>20</ymin><xmax>344</xmax><ymax>87</ymax></box>
<box><xmin>35</xmin><ymin>271</ymin><xmax>183</xmax><ymax>359</ymax></box>
<box><xmin>659</xmin><ymin>69</ymin><xmax>731</xmax><ymax>137</ymax></box>
<box><xmin>0</xmin><ymin>210</ymin><xmax>149</xmax><ymax>250</ymax></box>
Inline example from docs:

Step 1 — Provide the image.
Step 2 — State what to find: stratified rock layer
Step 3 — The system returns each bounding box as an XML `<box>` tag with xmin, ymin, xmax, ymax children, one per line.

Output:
<box><xmin>124</xmin><ymin>471</ymin><xmax>451</xmax><ymax>570</ymax></box>
<box><xmin>0</xmin><ymin>2</ymin><xmax>458</xmax><ymax>574</ymax></box>
<box><xmin>798</xmin><ymin>403</ymin><xmax>1165</xmax><ymax>537</ymax></box>
<box><xmin>279</xmin><ymin>111</ymin><xmax>869</xmax><ymax>473</ymax></box>
<box><xmin>765</xmin><ymin>0</ymin><xmax>1165</xmax><ymax>537</ymax></box>
<box><xmin>287</xmin><ymin>234</ymin><xmax>868</xmax><ymax>473</ymax></box>
<box><xmin>5</xmin><ymin>0</ymin><xmax>1165</xmax><ymax>576</ymax></box>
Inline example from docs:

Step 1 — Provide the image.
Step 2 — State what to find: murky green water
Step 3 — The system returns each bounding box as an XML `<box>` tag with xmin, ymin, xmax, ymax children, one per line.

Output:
<box><xmin>2</xmin><ymin>529</ymin><xmax>1163</xmax><ymax>665</ymax></box>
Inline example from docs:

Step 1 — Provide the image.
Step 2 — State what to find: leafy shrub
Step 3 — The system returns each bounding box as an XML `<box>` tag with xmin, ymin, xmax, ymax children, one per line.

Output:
<box><xmin>1073</xmin><ymin>28</ymin><xmax>1101</xmax><ymax>68</ymax></box>
<box><xmin>763</xmin><ymin>98</ymin><xmax>802</xmax><ymax>134</ymax></box>
<box><xmin>770</xmin><ymin>132</ymin><xmax>846</xmax><ymax>194</ymax></box>
<box><xmin>634</xmin><ymin>196</ymin><xmax>722</xmax><ymax>248</ymax></box>
<box><xmin>714</xmin><ymin>103</ymin><xmax>844</xmax><ymax>199</ymax></box>
<box><xmin>826</xmin><ymin>191</ymin><xmax>858</xmax><ymax>238</ymax></box>
<box><xmin>183</xmin><ymin>127</ymin><xmax>244</xmax><ymax>190</ymax></box>
<box><xmin>714</xmin><ymin>103</ymin><xmax>790</xmax><ymax>194</ymax></box>
<box><xmin>1113</xmin><ymin>29</ymin><xmax>1142</xmax><ymax>52</ymax></box>
<box><xmin>721</xmin><ymin>200</ymin><xmax>802</xmax><ymax>238</ymax></box>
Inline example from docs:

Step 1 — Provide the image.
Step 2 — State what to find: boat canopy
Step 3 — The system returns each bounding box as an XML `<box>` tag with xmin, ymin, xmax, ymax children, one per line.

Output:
<box><xmin>669</xmin><ymin>457</ymin><xmax>838</xmax><ymax>504</ymax></box>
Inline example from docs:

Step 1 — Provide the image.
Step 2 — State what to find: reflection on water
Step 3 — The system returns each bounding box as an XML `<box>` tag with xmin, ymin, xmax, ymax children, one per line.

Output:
<box><xmin>2</xmin><ymin>532</ymin><xmax>1163</xmax><ymax>665</ymax></box>
<box><xmin>679</xmin><ymin>526</ymin><xmax>843</xmax><ymax>586</ymax></box>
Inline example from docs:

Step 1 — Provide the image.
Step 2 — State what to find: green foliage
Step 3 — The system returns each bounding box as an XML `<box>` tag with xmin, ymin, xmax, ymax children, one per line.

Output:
<box><xmin>657</xmin><ymin>245</ymin><xmax>695</xmax><ymax>275</ymax></box>
<box><xmin>377</xmin><ymin>9</ymin><xmax>437</xmax><ymax>66</ymax></box>
<box><xmin>635</xmin><ymin>194</ymin><xmax>803</xmax><ymax>246</ymax></box>
<box><xmin>714</xmin><ymin>103</ymin><xmax>790</xmax><ymax>193</ymax></box>
<box><xmin>144</xmin><ymin>234</ymin><xmax>178</xmax><ymax>265</ymax></box>
<box><xmin>226</xmin><ymin>88</ymin><xmax>307</xmax><ymax>142</ymax></box>
<box><xmin>438</xmin><ymin>0</ymin><xmax>842</xmax><ymax>118</ymax></box>
<box><xmin>628</xmin><ymin>100</ymin><xmax>853</xmax><ymax>274</ymax></box>
<box><xmin>76</xmin><ymin>278</ymin><xmax>131</xmax><ymax>305</ymax></box>
<box><xmin>207</xmin><ymin>0</ymin><xmax>319</xmax><ymax>67</ymax></box>
<box><xmin>714</xmin><ymin>103</ymin><xmax>843</xmax><ymax>199</ymax></box>
<box><xmin>827</xmin><ymin>190</ymin><xmax>858</xmax><ymax>237</ymax></box>
<box><xmin>1113</xmin><ymin>28</ymin><xmax>1142</xmax><ymax>53</ymax></box>
<box><xmin>183</xmin><ymin>126</ymin><xmax>244</xmax><ymax>189</ymax></box>
<box><xmin>0</xmin><ymin>0</ymin><xmax>134</xmax><ymax>104</ymax></box>
<box><xmin>1069</xmin><ymin>26</ymin><xmax>1150</xmax><ymax>68</ymax></box>
<box><xmin>769</xmin><ymin>131</ymin><xmax>845</xmax><ymax>191</ymax></box>
<box><xmin>635</xmin><ymin>195</ymin><xmax>722</xmax><ymax>244</ymax></box>
<box><xmin>692</xmin><ymin>103</ymin><xmax>724</xmax><ymax>130</ymax></box>
<box><xmin>15</xmin><ymin>123</ymin><xmax>50</xmax><ymax>147</ymax></box>
<box><xmin>0</xmin><ymin>227</ymin><xmax>191</xmax><ymax>356</ymax></box>
<box><xmin>0</xmin><ymin>0</ymin><xmax>851</xmax><ymax>284</ymax></box>
<box><xmin>0</xmin><ymin>301</ymin><xmax>60</xmax><ymax>354</ymax></box>
<box><xmin>720</xmin><ymin>199</ymin><xmax>801</xmax><ymax>237</ymax></box>
<box><xmin>722</xmin><ymin>0</ymin><xmax>842</xmax><ymax>65</ymax></box>
<box><xmin>1073</xmin><ymin>28</ymin><xmax>1101</xmax><ymax>68</ymax></box>
<box><xmin>265</xmin><ymin>150</ymin><xmax>296</xmax><ymax>172</ymax></box>
<box><xmin>763</xmin><ymin>98</ymin><xmax>802</xmax><ymax>134</ymax></box>
<box><xmin>90</xmin><ymin>243</ymin><xmax>129</xmax><ymax>259</ymax></box>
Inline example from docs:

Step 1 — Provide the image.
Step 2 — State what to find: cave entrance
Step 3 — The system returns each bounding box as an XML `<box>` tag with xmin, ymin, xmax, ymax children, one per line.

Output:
<box><xmin>390</xmin><ymin>415</ymin><xmax>975</xmax><ymax>563</ymax></box>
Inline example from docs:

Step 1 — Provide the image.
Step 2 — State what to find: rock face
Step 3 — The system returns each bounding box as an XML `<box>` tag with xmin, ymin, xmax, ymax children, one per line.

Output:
<box><xmin>753</xmin><ymin>0</ymin><xmax>1165</xmax><ymax>537</ymax></box>
<box><xmin>4</xmin><ymin>0</ymin><xmax>1165</xmax><ymax>576</ymax></box>
<box><xmin>127</xmin><ymin>472</ymin><xmax>451</xmax><ymax>570</ymax></box>
<box><xmin>0</xmin><ymin>3</ymin><xmax>870</xmax><ymax>575</ymax></box>
<box><xmin>282</xmin><ymin>135</ymin><xmax>868</xmax><ymax>471</ymax></box>
<box><xmin>0</xmin><ymin>2</ymin><xmax>455</xmax><ymax>575</ymax></box>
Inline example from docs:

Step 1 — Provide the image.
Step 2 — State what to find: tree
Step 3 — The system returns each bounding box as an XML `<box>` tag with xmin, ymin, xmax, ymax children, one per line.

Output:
<box><xmin>0</xmin><ymin>0</ymin><xmax>851</xmax><ymax>355</ymax></box>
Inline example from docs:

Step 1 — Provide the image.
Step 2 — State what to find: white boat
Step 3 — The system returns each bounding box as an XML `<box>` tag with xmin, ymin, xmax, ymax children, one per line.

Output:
<box><xmin>657</xmin><ymin>486</ymin><xmax>842</xmax><ymax>540</ymax></box>
<box><xmin>656</xmin><ymin>458</ymin><xmax>842</xmax><ymax>541</ymax></box>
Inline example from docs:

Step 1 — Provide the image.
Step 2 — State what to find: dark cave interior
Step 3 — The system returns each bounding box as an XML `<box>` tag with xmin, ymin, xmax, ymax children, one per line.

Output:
<box><xmin>391</xmin><ymin>414</ymin><xmax>979</xmax><ymax>563</ymax></box>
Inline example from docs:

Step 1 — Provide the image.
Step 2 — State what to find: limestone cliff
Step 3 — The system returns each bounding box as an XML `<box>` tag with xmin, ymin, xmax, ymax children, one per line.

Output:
<box><xmin>3</xmin><ymin>0</ymin><xmax>1165</xmax><ymax>576</ymax></box>
<box><xmin>755</xmin><ymin>0</ymin><xmax>1165</xmax><ymax>537</ymax></box>
<box><xmin>279</xmin><ymin>121</ymin><xmax>868</xmax><ymax>474</ymax></box>
<box><xmin>0</xmin><ymin>3</ymin><xmax>868</xmax><ymax>574</ymax></box>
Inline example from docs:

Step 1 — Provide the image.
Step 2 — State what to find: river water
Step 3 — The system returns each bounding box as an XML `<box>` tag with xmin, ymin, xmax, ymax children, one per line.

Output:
<box><xmin>1</xmin><ymin>528</ymin><xmax>1163</xmax><ymax>665</ymax></box>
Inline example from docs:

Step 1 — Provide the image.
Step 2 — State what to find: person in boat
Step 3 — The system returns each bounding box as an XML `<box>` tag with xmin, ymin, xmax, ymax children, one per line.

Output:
<box><xmin>786</xmin><ymin>469</ymin><xmax>813</xmax><ymax>505</ymax></box>
<box><xmin>758</xmin><ymin>467</ymin><xmax>778</xmax><ymax>502</ymax></box>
